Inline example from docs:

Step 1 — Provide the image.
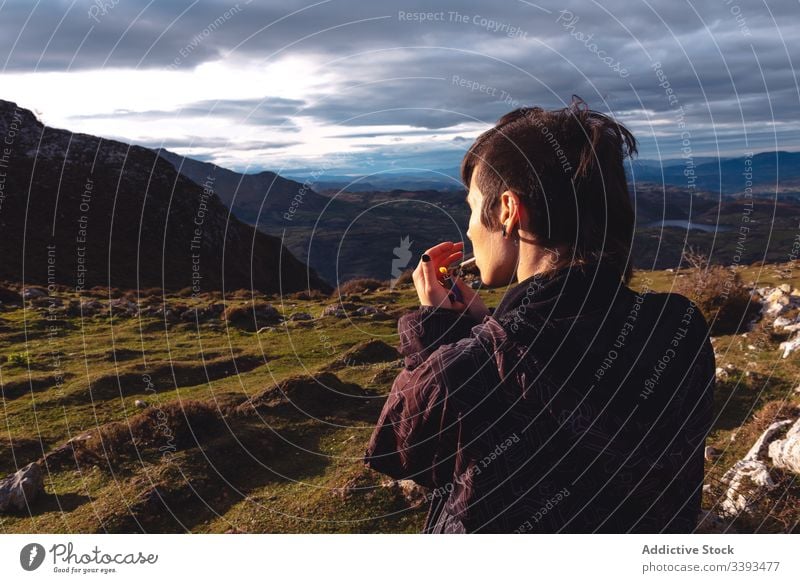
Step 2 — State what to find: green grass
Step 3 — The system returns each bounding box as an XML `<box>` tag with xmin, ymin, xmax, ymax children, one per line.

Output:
<box><xmin>1</xmin><ymin>261</ymin><xmax>799</xmax><ymax>532</ymax></box>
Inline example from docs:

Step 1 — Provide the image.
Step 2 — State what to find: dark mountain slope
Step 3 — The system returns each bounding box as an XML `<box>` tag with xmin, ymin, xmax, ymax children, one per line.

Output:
<box><xmin>0</xmin><ymin>100</ymin><xmax>331</xmax><ymax>294</ymax></box>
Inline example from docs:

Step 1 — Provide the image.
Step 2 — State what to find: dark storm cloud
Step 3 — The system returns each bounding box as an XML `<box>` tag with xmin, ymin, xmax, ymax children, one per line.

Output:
<box><xmin>125</xmin><ymin>135</ymin><xmax>303</xmax><ymax>150</ymax></box>
<box><xmin>1</xmin><ymin>0</ymin><xmax>797</xmax><ymax>163</ymax></box>
<box><xmin>72</xmin><ymin>97</ymin><xmax>305</xmax><ymax>129</ymax></box>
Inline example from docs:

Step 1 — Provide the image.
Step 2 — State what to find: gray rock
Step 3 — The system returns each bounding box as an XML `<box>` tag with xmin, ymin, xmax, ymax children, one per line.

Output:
<box><xmin>79</xmin><ymin>299</ymin><xmax>104</xmax><ymax>315</ymax></box>
<box><xmin>779</xmin><ymin>334</ymin><xmax>800</xmax><ymax>359</ymax></box>
<box><xmin>718</xmin><ymin>419</ymin><xmax>793</xmax><ymax>517</ymax></box>
<box><xmin>381</xmin><ymin>479</ymin><xmax>429</xmax><ymax>507</ymax></box>
<box><xmin>109</xmin><ymin>297</ymin><xmax>138</xmax><ymax>316</ymax></box>
<box><xmin>321</xmin><ymin>305</ymin><xmax>347</xmax><ymax>318</ymax></box>
<box><xmin>0</xmin><ymin>462</ymin><xmax>44</xmax><ymax>513</ymax></box>
<box><xmin>289</xmin><ymin>312</ymin><xmax>313</xmax><ymax>321</ymax></box>
<box><xmin>768</xmin><ymin>417</ymin><xmax>800</xmax><ymax>475</ymax></box>
<box><xmin>22</xmin><ymin>287</ymin><xmax>48</xmax><ymax>300</ymax></box>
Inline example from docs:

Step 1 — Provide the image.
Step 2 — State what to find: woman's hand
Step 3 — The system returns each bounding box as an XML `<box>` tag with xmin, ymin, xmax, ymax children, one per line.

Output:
<box><xmin>448</xmin><ymin>273</ymin><xmax>491</xmax><ymax>321</ymax></box>
<box><xmin>412</xmin><ymin>241</ymin><xmax>491</xmax><ymax>320</ymax></box>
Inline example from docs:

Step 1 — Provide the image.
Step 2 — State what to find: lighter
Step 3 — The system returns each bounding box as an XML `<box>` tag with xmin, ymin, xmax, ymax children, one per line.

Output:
<box><xmin>438</xmin><ymin>265</ymin><xmax>464</xmax><ymax>304</ymax></box>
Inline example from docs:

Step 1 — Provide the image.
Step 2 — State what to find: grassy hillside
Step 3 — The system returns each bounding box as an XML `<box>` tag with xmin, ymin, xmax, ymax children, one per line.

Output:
<box><xmin>1</xmin><ymin>262</ymin><xmax>799</xmax><ymax>533</ymax></box>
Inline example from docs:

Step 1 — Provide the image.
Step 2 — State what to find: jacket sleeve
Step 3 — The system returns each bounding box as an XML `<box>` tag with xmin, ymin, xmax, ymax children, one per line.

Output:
<box><xmin>362</xmin><ymin>354</ymin><xmax>458</xmax><ymax>489</ymax></box>
<box><xmin>396</xmin><ymin>305</ymin><xmax>482</xmax><ymax>371</ymax></box>
<box><xmin>363</xmin><ymin>306</ymin><xmax>479</xmax><ymax>488</ymax></box>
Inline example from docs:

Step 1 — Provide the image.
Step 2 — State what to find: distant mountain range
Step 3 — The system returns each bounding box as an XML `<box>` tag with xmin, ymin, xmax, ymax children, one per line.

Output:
<box><xmin>283</xmin><ymin>170</ymin><xmax>465</xmax><ymax>193</ymax></box>
<box><xmin>153</xmin><ymin>146</ymin><xmax>800</xmax><ymax>283</ymax></box>
<box><xmin>0</xmin><ymin>100</ymin><xmax>331</xmax><ymax>294</ymax></box>
<box><xmin>155</xmin><ymin>149</ymin><xmax>470</xmax><ymax>287</ymax></box>
<box><xmin>628</xmin><ymin>151</ymin><xmax>800</xmax><ymax>196</ymax></box>
<box><xmin>280</xmin><ymin>152</ymin><xmax>800</xmax><ymax>197</ymax></box>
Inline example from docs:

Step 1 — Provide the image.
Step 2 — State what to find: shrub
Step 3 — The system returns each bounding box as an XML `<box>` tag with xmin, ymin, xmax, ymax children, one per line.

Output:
<box><xmin>138</xmin><ymin>287</ymin><xmax>164</xmax><ymax>298</ymax></box>
<box><xmin>229</xmin><ymin>288</ymin><xmax>253</xmax><ymax>299</ymax></box>
<box><xmin>392</xmin><ymin>268</ymin><xmax>415</xmax><ymax>287</ymax></box>
<box><xmin>221</xmin><ymin>302</ymin><xmax>281</xmax><ymax>331</ymax></box>
<box><xmin>6</xmin><ymin>351</ymin><xmax>31</xmax><ymax>367</ymax></box>
<box><xmin>673</xmin><ymin>248</ymin><xmax>760</xmax><ymax>336</ymax></box>
<box><xmin>336</xmin><ymin>278</ymin><xmax>387</xmax><ymax>296</ymax></box>
<box><xmin>288</xmin><ymin>289</ymin><xmax>329</xmax><ymax>300</ymax></box>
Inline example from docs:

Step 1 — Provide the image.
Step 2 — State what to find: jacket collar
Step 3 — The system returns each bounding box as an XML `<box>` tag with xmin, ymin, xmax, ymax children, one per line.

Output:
<box><xmin>492</xmin><ymin>260</ymin><xmax>625</xmax><ymax>325</ymax></box>
<box><xmin>472</xmin><ymin>259</ymin><xmax>628</xmax><ymax>382</ymax></box>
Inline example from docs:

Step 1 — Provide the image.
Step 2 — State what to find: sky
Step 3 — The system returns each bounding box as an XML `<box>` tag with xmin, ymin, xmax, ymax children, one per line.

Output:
<box><xmin>0</xmin><ymin>0</ymin><xmax>798</xmax><ymax>176</ymax></box>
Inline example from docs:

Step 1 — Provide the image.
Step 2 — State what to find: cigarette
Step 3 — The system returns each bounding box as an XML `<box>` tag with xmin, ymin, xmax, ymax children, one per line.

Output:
<box><xmin>459</xmin><ymin>255</ymin><xmax>476</xmax><ymax>268</ymax></box>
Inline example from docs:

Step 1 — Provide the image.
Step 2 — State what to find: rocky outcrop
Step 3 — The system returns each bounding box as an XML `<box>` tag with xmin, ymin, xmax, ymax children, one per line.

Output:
<box><xmin>719</xmin><ymin>419</ymin><xmax>795</xmax><ymax>517</ymax></box>
<box><xmin>754</xmin><ymin>284</ymin><xmax>800</xmax><ymax>357</ymax></box>
<box><xmin>768</xmin><ymin>418</ymin><xmax>800</xmax><ymax>475</ymax></box>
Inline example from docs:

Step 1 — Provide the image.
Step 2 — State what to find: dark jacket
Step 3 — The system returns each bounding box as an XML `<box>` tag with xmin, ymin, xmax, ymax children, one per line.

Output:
<box><xmin>363</xmin><ymin>260</ymin><xmax>716</xmax><ymax>533</ymax></box>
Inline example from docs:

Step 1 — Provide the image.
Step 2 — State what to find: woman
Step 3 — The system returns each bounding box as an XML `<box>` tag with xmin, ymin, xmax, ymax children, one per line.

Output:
<box><xmin>363</xmin><ymin>96</ymin><xmax>716</xmax><ymax>533</ymax></box>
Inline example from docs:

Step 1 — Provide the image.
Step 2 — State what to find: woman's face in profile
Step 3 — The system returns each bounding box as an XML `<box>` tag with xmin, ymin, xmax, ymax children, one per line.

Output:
<box><xmin>465</xmin><ymin>172</ymin><xmax>518</xmax><ymax>287</ymax></box>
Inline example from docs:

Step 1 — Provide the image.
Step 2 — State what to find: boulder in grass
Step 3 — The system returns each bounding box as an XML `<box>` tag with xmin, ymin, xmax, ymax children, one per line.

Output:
<box><xmin>0</xmin><ymin>461</ymin><xmax>44</xmax><ymax>513</ymax></box>
<box><xmin>21</xmin><ymin>287</ymin><xmax>47</xmax><ymax>300</ymax></box>
<box><xmin>321</xmin><ymin>305</ymin><xmax>347</xmax><ymax>318</ymax></box>
<box><xmin>381</xmin><ymin>479</ymin><xmax>429</xmax><ymax>507</ymax></box>
<box><xmin>109</xmin><ymin>297</ymin><xmax>138</xmax><ymax>316</ymax></box>
<box><xmin>321</xmin><ymin>302</ymin><xmax>360</xmax><ymax>318</ymax></box>
<box><xmin>289</xmin><ymin>312</ymin><xmax>313</xmax><ymax>321</ymax></box>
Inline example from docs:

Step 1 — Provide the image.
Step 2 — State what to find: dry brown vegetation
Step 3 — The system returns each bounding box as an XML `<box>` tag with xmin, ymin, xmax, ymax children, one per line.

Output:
<box><xmin>674</xmin><ymin>248</ymin><xmax>761</xmax><ymax>335</ymax></box>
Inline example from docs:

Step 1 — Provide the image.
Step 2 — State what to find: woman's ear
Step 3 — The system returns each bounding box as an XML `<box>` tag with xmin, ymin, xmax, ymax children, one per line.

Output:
<box><xmin>499</xmin><ymin>190</ymin><xmax>522</xmax><ymax>232</ymax></box>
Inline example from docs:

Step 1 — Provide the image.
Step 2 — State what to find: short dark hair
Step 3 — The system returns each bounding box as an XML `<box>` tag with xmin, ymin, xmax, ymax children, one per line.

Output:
<box><xmin>460</xmin><ymin>94</ymin><xmax>637</xmax><ymax>285</ymax></box>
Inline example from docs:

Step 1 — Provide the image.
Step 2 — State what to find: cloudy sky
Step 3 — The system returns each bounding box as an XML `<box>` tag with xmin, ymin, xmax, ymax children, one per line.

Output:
<box><xmin>0</xmin><ymin>0</ymin><xmax>797</xmax><ymax>175</ymax></box>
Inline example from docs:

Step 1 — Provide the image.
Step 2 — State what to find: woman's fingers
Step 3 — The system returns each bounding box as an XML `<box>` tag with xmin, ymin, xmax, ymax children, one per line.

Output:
<box><xmin>417</xmin><ymin>242</ymin><xmax>462</xmax><ymax>285</ymax></box>
<box><xmin>442</xmin><ymin>250</ymin><xmax>464</xmax><ymax>266</ymax></box>
<box><xmin>423</xmin><ymin>241</ymin><xmax>464</xmax><ymax>264</ymax></box>
<box><xmin>413</xmin><ymin>241</ymin><xmax>467</xmax><ymax>309</ymax></box>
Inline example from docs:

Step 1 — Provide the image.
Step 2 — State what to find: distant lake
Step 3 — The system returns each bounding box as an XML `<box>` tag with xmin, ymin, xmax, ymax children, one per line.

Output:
<box><xmin>642</xmin><ymin>219</ymin><xmax>734</xmax><ymax>233</ymax></box>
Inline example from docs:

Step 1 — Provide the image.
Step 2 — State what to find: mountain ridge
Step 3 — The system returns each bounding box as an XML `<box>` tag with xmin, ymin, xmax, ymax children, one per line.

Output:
<box><xmin>0</xmin><ymin>99</ymin><xmax>332</xmax><ymax>294</ymax></box>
